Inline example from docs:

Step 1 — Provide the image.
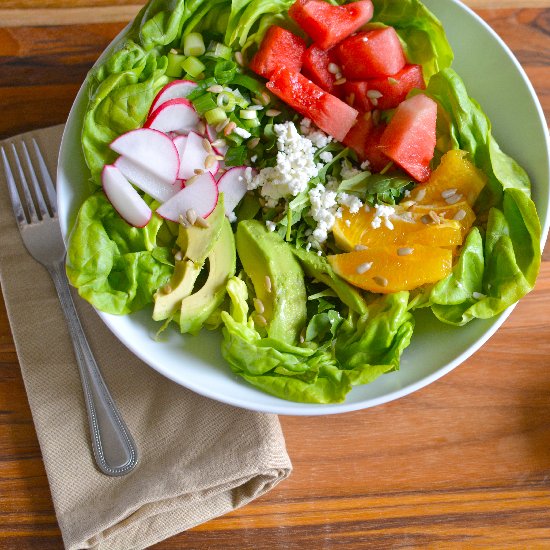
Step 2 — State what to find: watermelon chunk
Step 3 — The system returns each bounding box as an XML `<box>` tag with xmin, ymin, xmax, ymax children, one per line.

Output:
<box><xmin>342</xmin><ymin>80</ymin><xmax>372</xmax><ymax>112</ymax></box>
<box><xmin>302</xmin><ymin>44</ymin><xmax>337</xmax><ymax>93</ymax></box>
<box><xmin>337</xmin><ymin>27</ymin><xmax>406</xmax><ymax>80</ymax></box>
<box><xmin>343</xmin><ymin>113</ymin><xmax>389</xmax><ymax>172</ymax></box>
<box><xmin>366</xmin><ymin>64</ymin><xmax>425</xmax><ymax>110</ymax></box>
<box><xmin>249</xmin><ymin>26</ymin><xmax>307</xmax><ymax>79</ymax></box>
<box><xmin>379</xmin><ymin>94</ymin><xmax>437</xmax><ymax>182</ymax></box>
<box><xmin>289</xmin><ymin>0</ymin><xmax>374</xmax><ymax>50</ymax></box>
<box><xmin>266</xmin><ymin>67</ymin><xmax>358</xmax><ymax>141</ymax></box>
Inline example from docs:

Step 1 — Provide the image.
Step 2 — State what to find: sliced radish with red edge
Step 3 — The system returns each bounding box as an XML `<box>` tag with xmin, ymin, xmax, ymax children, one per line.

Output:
<box><xmin>179</xmin><ymin>131</ymin><xmax>219</xmax><ymax>180</ymax></box>
<box><xmin>114</xmin><ymin>156</ymin><xmax>179</xmax><ymax>203</ymax></box>
<box><xmin>109</xmin><ymin>128</ymin><xmax>179</xmax><ymax>185</ymax></box>
<box><xmin>156</xmin><ymin>172</ymin><xmax>219</xmax><ymax>222</ymax></box>
<box><xmin>149</xmin><ymin>80</ymin><xmax>198</xmax><ymax>116</ymax></box>
<box><xmin>145</xmin><ymin>98</ymin><xmax>199</xmax><ymax>135</ymax></box>
<box><xmin>102</xmin><ymin>165</ymin><xmax>152</xmax><ymax>227</ymax></box>
<box><xmin>217</xmin><ymin>166</ymin><xmax>254</xmax><ymax>220</ymax></box>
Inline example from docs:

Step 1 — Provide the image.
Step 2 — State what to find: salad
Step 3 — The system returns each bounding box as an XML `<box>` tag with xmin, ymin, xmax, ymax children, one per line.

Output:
<box><xmin>66</xmin><ymin>0</ymin><xmax>542</xmax><ymax>404</ymax></box>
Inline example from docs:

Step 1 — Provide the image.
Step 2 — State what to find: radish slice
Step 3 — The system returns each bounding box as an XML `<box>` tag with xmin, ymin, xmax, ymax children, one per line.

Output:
<box><xmin>206</xmin><ymin>124</ymin><xmax>228</xmax><ymax>155</ymax></box>
<box><xmin>217</xmin><ymin>166</ymin><xmax>254</xmax><ymax>220</ymax></box>
<box><xmin>149</xmin><ymin>80</ymin><xmax>198</xmax><ymax>116</ymax></box>
<box><xmin>114</xmin><ymin>156</ymin><xmax>179</xmax><ymax>203</ymax></box>
<box><xmin>172</xmin><ymin>135</ymin><xmax>188</xmax><ymax>180</ymax></box>
<box><xmin>102</xmin><ymin>165</ymin><xmax>152</xmax><ymax>228</ymax></box>
<box><xmin>179</xmin><ymin>131</ymin><xmax>219</xmax><ymax>180</ymax></box>
<box><xmin>156</xmin><ymin>172</ymin><xmax>219</xmax><ymax>222</ymax></box>
<box><xmin>109</xmin><ymin>128</ymin><xmax>179</xmax><ymax>184</ymax></box>
<box><xmin>145</xmin><ymin>98</ymin><xmax>199</xmax><ymax>135</ymax></box>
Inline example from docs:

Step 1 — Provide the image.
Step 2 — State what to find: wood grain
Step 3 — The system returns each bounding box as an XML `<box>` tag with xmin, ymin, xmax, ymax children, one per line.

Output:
<box><xmin>0</xmin><ymin>1</ymin><xmax>549</xmax><ymax>549</ymax></box>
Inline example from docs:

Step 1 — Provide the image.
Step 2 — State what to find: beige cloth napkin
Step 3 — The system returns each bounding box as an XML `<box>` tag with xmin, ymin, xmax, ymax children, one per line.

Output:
<box><xmin>0</xmin><ymin>126</ymin><xmax>292</xmax><ymax>550</ymax></box>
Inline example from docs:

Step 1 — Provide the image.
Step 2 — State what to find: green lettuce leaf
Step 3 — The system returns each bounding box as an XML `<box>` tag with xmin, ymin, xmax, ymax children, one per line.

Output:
<box><xmin>220</xmin><ymin>278</ymin><xmax>413</xmax><ymax>403</ymax></box>
<box><xmin>371</xmin><ymin>0</ymin><xmax>453</xmax><ymax>80</ymax></box>
<box><xmin>66</xmin><ymin>193</ymin><xmax>173</xmax><ymax>314</ymax></box>
<box><xmin>421</xmin><ymin>69</ymin><xmax>541</xmax><ymax>324</ymax></box>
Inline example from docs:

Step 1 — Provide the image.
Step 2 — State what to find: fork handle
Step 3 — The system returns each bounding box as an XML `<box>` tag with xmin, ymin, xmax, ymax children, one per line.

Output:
<box><xmin>48</xmin><ymin>261</ymin><xmax>138</xmax><ymax>476</ymax></box>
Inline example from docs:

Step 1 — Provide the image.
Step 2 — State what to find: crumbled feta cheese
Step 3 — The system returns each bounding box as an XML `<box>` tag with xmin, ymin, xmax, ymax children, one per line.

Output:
<box><xmin>299</xmin><ymin>117</ymin><xmax>332</xmax><ymax>148</ymax></box>
<box><xmin>345</xmin><ymin>219</ymin><xmax>351</xmax><ymax>227</ymax></box>
<box><xmin>247</xmin><ymin>122</ymin><xmax>318</xmax><ymax>207</ymax></box>
<box><xmin>360</xmin><ymin>159</ymin><xmax>371</xmax><ymax>171</ymax></box>
<box><xmin>308</xmin><ymin>183</ymin><xmax>339</xmax><ymax>247</ymax></box>
<box><xmin>338</xmin><ymin>192</ymin><xmax>363</xmax><ymax>214</ymax></box>
<box><xmin>251</xmin><ymin>155</ymin><xmax>258</xmax><ymax>163</ymax></box>
<box><xmin>320</xmin><ymin>151</ymin><xmax>333</xmax><ymax>163</ymax></box>
<box><xmin>265</xmin><ymin>220</ymin><xmax>277</xmax><ymax>232</ymax></box>
<box><xmin>371</xmin><ymin>204</ymin><xmax>396</xmax><ymax>229</ymax></box>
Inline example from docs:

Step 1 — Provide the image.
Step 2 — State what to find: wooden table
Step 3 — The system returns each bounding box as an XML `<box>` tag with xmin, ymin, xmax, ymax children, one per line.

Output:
<box><xmin>1</xmin><ymin>1</ymin><xmax>549</xmax><ymax>548</ymax></box>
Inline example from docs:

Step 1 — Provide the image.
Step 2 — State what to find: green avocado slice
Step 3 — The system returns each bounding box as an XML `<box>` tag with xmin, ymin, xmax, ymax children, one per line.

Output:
<box><xmin>152</xmin><ymin>259</ymin><xmax>201</xmax><ymax>321</ymax></box>
<box><xmin>236</xmin><ymin>220</ymin><xmax>307</xmax><ymax>344</ymax></box>
<box><xmin>179</xmin><ymin>218</ymin><xmax>236</xmax><ymax>334</ymax></box>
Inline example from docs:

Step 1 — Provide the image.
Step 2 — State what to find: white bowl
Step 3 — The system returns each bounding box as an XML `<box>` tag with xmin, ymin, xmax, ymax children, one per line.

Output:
<box><xmin>58</xmin><ymin>0</ymin><xmax>550</xmax><ymax>415</ymax></box>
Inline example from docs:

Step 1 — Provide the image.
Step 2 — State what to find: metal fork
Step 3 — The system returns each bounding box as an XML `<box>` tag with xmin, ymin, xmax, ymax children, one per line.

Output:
<box><xmin>1</xmin><ymin>138</ymin><xmax>138</xmax><ymax>477</ymax></box>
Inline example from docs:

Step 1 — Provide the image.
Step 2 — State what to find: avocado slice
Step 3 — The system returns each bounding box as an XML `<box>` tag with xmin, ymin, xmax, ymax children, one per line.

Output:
<box><xmin>292</xmin><ymin>246</ymin><xmax>369</xmax><ymax>315</ymax></box>
<box><xmin>179</xmin><ymin>218</ymin><xmax>236</xmax><ymax>334</ymax></box>
<box><xmin>236</xmin><ymin>220</ymin><xmax>307</xmax><ymax>344</ymax></box>
<box><xmin>177</xmin><ymin>194</ymin><xmax>225</xmax><ymax>265</ymax></box>
<box><xmin>153</xmin><ymin>197</ymin><xmax>227</xmax><ymax>322</ymax></box>
<box><xmin>153</xmin><ymin>259</ymin><xmax>201</xmax><ymax>321</ymax></box>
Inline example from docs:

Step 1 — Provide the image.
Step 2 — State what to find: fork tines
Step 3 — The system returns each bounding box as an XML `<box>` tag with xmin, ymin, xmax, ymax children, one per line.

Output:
<box><xmin>1</xmin><ymin>139</ymin><xmax>57</xmax><ymax>227</ymax></box>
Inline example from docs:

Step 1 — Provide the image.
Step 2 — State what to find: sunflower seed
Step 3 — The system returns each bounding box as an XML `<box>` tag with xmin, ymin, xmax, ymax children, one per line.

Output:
<box><xmin>373</xmin><ymin>276</ymin><xmax>388</xmax><ymax>287</ymax></box>
<box><xmin>453</xmin><ymin>209</ymin><xmax>467</xmax><ymax>221</ymax></box>
<box><xmin>445</xmin><ymin>193</ymin><xmax>463</xmax><ymax>205</ymax></box>
<box><xmin>186</xmin><ymin>208</ymin><xmax>197</xmax><ymax>225</ymax></box>
<box><xmin>356</xmin><ymin>262</ymin><xmax>373</xmax><ymax>274</ymax></box>
<box><xmin>254</xmin><ymin>314</ymin><xmax>268</xmax><ymax>327</ymax></box>
<box><xmin>202</xmin><ymin>138</ymin><xmax>213</xmax><ymax>153</ymax></box>
<box><xmin>415</xmin><ymin>188</ymin><xmax>427</xmax><ymax>202</ymax></box>
<box><xmin>253</xmin><ymin>298</ymin><xmax>265</xmax><ymax>314</ymax></box>
<box><xmin>441</xmin><ymin>188</ymin><xmax>457</xmax><ymax>199</ymax></box>
<box><xmin>195</xmin><ymin>215</ymin><xmax>209</xmax><ymax>228</ymax></box>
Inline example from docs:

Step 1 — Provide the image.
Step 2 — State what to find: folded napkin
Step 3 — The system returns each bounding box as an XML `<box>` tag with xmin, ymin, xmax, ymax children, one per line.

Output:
<box><xmin>0</xmin><ymin>126</ymin><xmax>292</xmax><ymax>550</ymax></box>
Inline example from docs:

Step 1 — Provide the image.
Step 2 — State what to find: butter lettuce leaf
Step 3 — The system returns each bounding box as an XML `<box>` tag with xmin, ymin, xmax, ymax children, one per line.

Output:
<box><xmin>221</xmin><ymin>278</ymin><xmax>413</xmax><ymax>403</ymax></box>
<box><xmin>420</xmin><ymin>69</ymin><xmax>541</xmax><ymax>324</ymax></box>
<box><xmin>66</xmin><ymin>193</ymin><xmax>173</xmax><ymax>314</ymax></box>
<box><xmin>371</xmin><ymin>0</ymin><xmax>453</xmax><ymax>80</ymax></box>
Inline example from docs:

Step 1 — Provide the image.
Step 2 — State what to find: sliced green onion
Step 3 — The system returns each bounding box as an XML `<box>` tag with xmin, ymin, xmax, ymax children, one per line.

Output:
<box><xmin>214</xmin><ymin>60</ymin><xmax>237</xmax><ymax>84</ymax></box>
<box><xmin>183</xmin><ymin>33</ymin><xmax>205</xmax><ymax>57</ymax></box>
<box><xmin>242</xmin><ymin>118</ymin><xmax>261</xmax><ymax>129</ymax></box>
<box><xmin>181</xmin><ymin>56</ymin><xmax>206</xmax><ymax>78</ymax></box>
<box><xmin>192</xmin><ymin>93</ymin><xmax>217</xmax><ymax>115</ymax></box>
<box><xmin>217</xmin><ymin>92</ymin><xmax>236</xmax><ymax>113</ymax></box>
<box><xmin>205</xmin><ymin>107</ymin><xmax>228</xmax><ymax>126</ymax></box>
<box><xmin>240</xmin><ymin>109</ymin><xmax>257</xmax><ymax>120</ymax></box>
<box><xmin>206</xmin><ymin>41</ymin><xmax>233</xmax><ymax>61</ymax></box>
<box><xmin>166</xmin><ymin>51</ymin><xmax>186</xmax><ymax>78</ymax></box>
<box><xmin>231</xmin><ymin>74</ymin><xmax>264</xmax><ymax>94</ymax></box>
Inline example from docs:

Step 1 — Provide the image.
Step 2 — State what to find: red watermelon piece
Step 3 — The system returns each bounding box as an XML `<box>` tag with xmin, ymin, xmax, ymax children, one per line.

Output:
<box><xmin>289</xmin><ymin>0</ymin><xmax>374</xmax><ymax>50</ymax></box>
<box><xmin>266</xmin><ymin>67</ymin><xmax>358</xmax><ymax>141</ymax></box>
<box><xmin>249</xmin><ymin>26</ymin><xmax>307</xmax><ymax>79</ymax></box>
<box><xmin>337</xmin><ymin>27</ymin><xmax>406</xmax><ymax>80</ymax></box>
<box><xmin>379</xmin><ymin>94</ymin><xmax>437</xmax><ymax>182</ymax></box>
